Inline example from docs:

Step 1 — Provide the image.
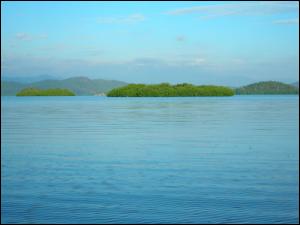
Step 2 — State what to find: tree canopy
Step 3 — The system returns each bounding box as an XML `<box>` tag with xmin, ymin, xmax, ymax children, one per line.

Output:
<box><xmin>235</xmin><ymin>81</ymin><xmax>299</xmax><ymax>95</ymax></box>
<box><xmin>16</xmin><ymin>88</ymin><xmax>75</xmax><ymax>96</ymax></box>
<box><xmin>107</xmin><ymin>83</ymin><xmax>235</xmax><ymax>97</ymax></box>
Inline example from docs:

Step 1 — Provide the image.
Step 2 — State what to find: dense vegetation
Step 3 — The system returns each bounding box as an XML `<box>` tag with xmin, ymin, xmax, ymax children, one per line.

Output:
<box><xmin>2</xmin><ymin>77</ymin><xmax>127</xmax><ymax>96</ymax></box>
<box><xmin>107</xmin><ymin>83</ymin><xmax>235</xmax><ymax>97</ymax></box>
<box><xmin>16</xmin><ymin>88</ymin><xmax>75</xmax><ymax>96</ymax></box>
<box><xmin>235</xmin><ymin>81</ymin><xmax>299</xmax><ymax>95</ymax></box>
<box><xmin>2</xmin><ymin>77</ymin><xmax>298</xmax><ymax>96</ymax></box>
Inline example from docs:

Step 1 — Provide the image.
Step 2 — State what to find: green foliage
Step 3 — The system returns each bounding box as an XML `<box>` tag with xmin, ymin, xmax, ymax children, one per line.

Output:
<box><xmin>107</xmin><ymin>83</ymin><xmax>235</xmax><ymax>97</ymax></box>
<box><xmin>235</xmin><ymin>81</ymin><xmax>299</xmax><ymax>95</ymax></box>
<box><xmin>16</xmin><ymin>88</ymin><xmax>75</xmax><ymax>96</ymax></box>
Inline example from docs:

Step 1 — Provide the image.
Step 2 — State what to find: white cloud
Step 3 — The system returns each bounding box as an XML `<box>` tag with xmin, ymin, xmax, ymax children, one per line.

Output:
<box><xmin>97</xmin><ymin>13</ymin><xmax>145</xmax><ymax>24</ymax></box>
<box><xmin>163</xmin><ymin>57</ymin><xmax>207</xmax><ymax>67</ymax></box>
<box><xmin>188</xmin><ymin>58</ymin><xmax>206</xmax><ymax>66</ymax></box>
<box><xmin>273</xmin><ymin>18</ymin><xmax>299</xmax><ymax>24</ymax></box>
<box><xmin>231</xmin><ymin>58</ymin><xmax>246</xmax><ymax>65</ymax></box>
<box><xmin>165</xmin><ymin>1</ymin><xmax>299</xmax><ymax>19</ymax></box>
<box><xmin>85</xmin><ymin>56</ymin><xmax>208</xmax><ymax>68</ymax></box>
<box><xmin>16</xmin><ymin>33</ymin><xmax>32</xmax><ymax>41</ymax></box>
<box><xmin>15</xmin><ymin>33</ymin><xmax>48</xmax><ymax>41</ymax></box>
<box><xmin>38</xmin><ymin>34</ymin><xmax>48</xmax><ymax>39</ymax></box>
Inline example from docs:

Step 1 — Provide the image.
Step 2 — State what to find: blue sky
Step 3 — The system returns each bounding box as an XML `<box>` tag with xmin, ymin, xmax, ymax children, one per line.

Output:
<box><xmin>1</xmin><ymin>1</ymin><xmax>299</xmax><ymax>85</ymax></box>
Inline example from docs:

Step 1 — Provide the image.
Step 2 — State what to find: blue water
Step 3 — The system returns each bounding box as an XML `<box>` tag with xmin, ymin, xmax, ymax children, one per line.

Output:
<box><xmin>1</xmin><ymin>96</ymin><xmax>299</xmax><ymax>224</ymax></box>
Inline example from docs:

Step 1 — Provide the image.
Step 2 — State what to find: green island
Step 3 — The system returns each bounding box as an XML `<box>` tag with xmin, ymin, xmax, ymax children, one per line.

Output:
<box><xmin>107</xmin><ymin>83</ymin><xmax>235</xmax><ymax>97</ymax></box>
<box><xmin>235</xmin><ymin>81</ymin><xmax>299</xmax><ymax>95</ymax></box>
<box><xmin>2</xmin><ymin>77</ymin><xmax>298</xmax><ymax>96</ymax></box>
<box><xmin>16</xmin><ymin>88</ymin><xmax>75</xmax><ymax>96</ymax></box>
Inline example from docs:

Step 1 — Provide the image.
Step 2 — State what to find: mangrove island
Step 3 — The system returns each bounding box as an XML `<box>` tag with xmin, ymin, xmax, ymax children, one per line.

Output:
<box><xmin>235</xmin><ymin>81</ymin><xmax>299</xmax><ymax>95</ymax></box>
<box><xmin>107</xmin><ymin>83</ymin><xmax>235</xmax><ymax>97</ymax></box>
<box><xmin>16</xmin><ymin>88</ymin><xmax>75</xmax><ymax>96</ymax></box>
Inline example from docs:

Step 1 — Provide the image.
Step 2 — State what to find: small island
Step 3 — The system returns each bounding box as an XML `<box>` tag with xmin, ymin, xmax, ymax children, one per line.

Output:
<box><xmin>235</xmin><ymin>81</ymin><xmax>299</xmax><ymax>95</ymax></box>
<box><xmin>107</xmin><ymin>83</ymin><xmax>235</xmax><ymax>97</ymax></box>
<box><xmin>16</xmin><ymin>88</ymin><xmax>75</xmax><ymax>96</ymax></box>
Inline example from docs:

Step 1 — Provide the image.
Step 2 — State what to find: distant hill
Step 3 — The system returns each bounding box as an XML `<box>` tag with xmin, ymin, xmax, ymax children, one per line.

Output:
<box><xmin>235</xmin><ymin>81</ymin><xmax>299</xmax><ymax>95</ymax></box>
<box><xmin>2</xmin><ymin>75</ymin><xmax>59</xmax><ymax>83</ymax></box>
<box><xmin>291</xmin><ymin>81</ymin><xmax>299</xmax><ymax>88</ymax></box>
<box><xmin>1</xmin><ymin>81</ymin><xmax>26</xmax><ymax>96</ymax></box>
<box><xmin>1</xmin><ymin>77</ymin><xmax>127</xmax><ymax>96</ymax></box>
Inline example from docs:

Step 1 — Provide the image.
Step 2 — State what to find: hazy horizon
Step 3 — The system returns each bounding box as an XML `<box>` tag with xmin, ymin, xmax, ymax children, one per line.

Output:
<box><xmin>1</xmin><ymin>74</ymin><xmax>299</xmax><ymax>88</ymax></box>
<box><xmin>1</xmin><ymin>1</ymin><xmax>299</xmax><ymax>86</ymax></box>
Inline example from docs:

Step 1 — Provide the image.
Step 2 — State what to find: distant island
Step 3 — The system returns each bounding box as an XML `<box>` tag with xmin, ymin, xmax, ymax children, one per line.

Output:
<box><xmin>16</xmin><ymin>88</ymin><xmax>75</xmax><ymax>96</ymax></box>
<box><xmin>1</xmin><ymin>76</ymin><xmax>127</xmax><ymax>96</ymax></box>
<box><xmin>107</xmin><ymin>83</ymin><xmax>235</xmax><ymax>97</ymax></box>
<box><xmin>235</xmin><ymin>81</ymin><xmax>299</xmax><ymax>95</ymax></box>
<box><xmin>1</xmin><ymin>77</ymin><xmax>299</xmax><ymax>96</ymax></box>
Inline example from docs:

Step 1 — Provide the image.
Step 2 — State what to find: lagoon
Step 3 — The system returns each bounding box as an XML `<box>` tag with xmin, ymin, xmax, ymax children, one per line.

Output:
<box><xmin>1</xmin><ymin>96</ymin><xmax>299</xmax><ymax>224</ymax></box>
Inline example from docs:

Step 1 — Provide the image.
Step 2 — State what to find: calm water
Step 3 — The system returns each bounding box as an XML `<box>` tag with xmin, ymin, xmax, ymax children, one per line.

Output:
<box><xmin>1</xmin><ymin>96</ymin><xmax>299</xmax><ymax>224</ymax></box>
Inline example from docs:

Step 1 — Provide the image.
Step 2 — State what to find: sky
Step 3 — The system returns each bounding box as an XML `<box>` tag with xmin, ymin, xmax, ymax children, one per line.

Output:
<box><xmin>1</xmin><ymin>1</ymin><xmax>299</xmax><ymax>86</ymax></box>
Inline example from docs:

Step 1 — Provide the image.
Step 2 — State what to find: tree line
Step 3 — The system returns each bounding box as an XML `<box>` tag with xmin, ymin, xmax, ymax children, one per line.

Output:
<box><xmin>107</xmin><ymin>83</ymin><xmax>235</xmax><ymax>97</ymax></box>
<box><xmin>16</xmin><ymin>88</ymin><xmax>75</xmax><ymax>96</ymax></box>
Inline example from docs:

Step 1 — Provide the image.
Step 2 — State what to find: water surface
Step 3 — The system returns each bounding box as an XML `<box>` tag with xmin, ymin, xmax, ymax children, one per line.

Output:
<box><xmin>1</xmin><ymin>96</ymin><xmax>299</xmax><ymax>224</ymax></box>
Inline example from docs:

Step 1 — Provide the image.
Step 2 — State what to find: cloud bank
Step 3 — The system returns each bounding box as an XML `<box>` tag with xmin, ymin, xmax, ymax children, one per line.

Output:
<box><xmin>165</xmin><ymin>1</ymin><xmax>299</xmax><ymax>19</ymax></box>
<box><xmin>273</xmin><ymin>18</ymin><xmax>299</xmax><ymax>25</ymax></box>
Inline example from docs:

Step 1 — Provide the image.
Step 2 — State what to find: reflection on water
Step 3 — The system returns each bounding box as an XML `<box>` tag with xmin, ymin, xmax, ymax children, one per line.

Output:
<box><xmin>1</xmin><ymin>96</ymin><xmax>299</xmax><ymax>224</ymax></box>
